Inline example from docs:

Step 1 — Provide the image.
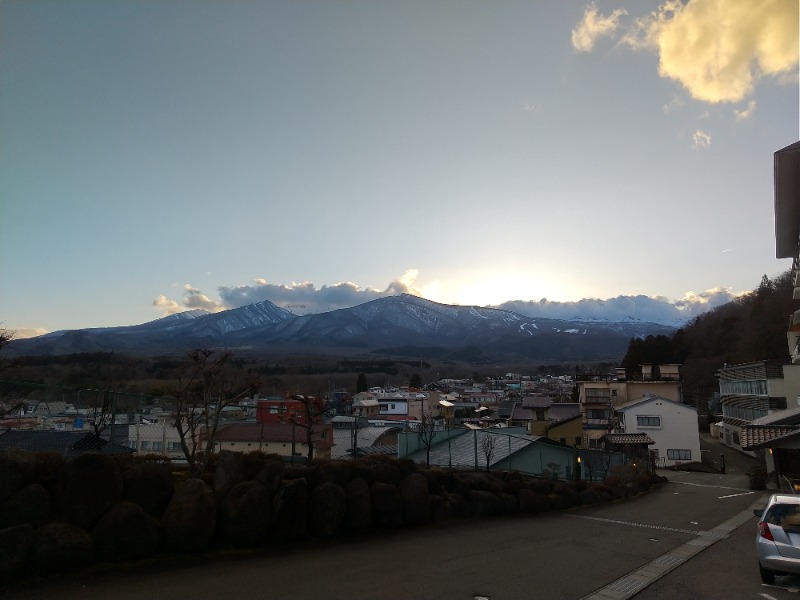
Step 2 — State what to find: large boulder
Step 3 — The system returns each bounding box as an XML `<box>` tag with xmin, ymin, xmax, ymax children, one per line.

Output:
<box><xmin>254</xmin><ymin>457</ymin><xmax>285</xmax><ymax>495</ymax></box>
<box><xmin>468</xmin><ymin>489</ymin><xmax>501</xmax><ymax>517</ymax></box>
<box><xmin>499</xmin><ymin>493</ymin><xmax>518</xmax><ymax>515</ymax></box>
<box><xmin>213</xmin><ymin>451</ymin><xmax>247</xmax><ymax>497</ymax></box>
<box><xmin>270</xmin><ymin>478</ymin><xmax>308</xmax><ymax>541</ymax></box>
<box><xmin>316</xmin><ymin>461</ymin><xmax>351</xmax><ymax>487</ymax></box>
<box><xmin>59</xmin><ymin>453</ymin><xmax>123</xmax><ymax>530</ymax></box>
<box><xmin>162</xmin><ymin>478</ymin><xmax>216</xmax><ymax>553</ymax></box>
<box><xmin>344</xmin><ymin>478</ymin><xmax>372</xmax><ymax>534</ymax></box>
<box><xmin>518</xmin><ymin>489</ymin><xmax>550</xmax><ymax>514</ymax></box>
<box><xmin>28</xmin><ymin>522</ymin><xmax>93</xmax><ymax>574</ymax></box>
<box><xmin>0</xmin><ymin>524</ymin><xmax>34</xmax><ymax>577</ymax></box>
<box><xmin>0</xmin><ymin>448</ymin><xmax>36</xmax><ymax>503</ymax></box>
<box><xmin>0</xmin><ymin>483</ymin><xmax>51</xmax><ymax>529</ymax></box>
<box><xmin>123</xmin><ymin>461</ymin><xmax>175</xmax><ymax>517</ymax></box>
<box><xmin>92</xmin><ymin>501</ymin><xmax>162</xmax><ymax>562</ymax></box>
<box><xmin>309</xmin><ymin>481</ymin><xmax>346</xmax><ymax>538</ymax></box>
<box><xmin>371</xmin><ymin>482</ymin><xmax>402</xmax><ymax>528</ymax></box>
<box><xmin>401</xmin><ymin>473</ymin><xmax>430</xmax><ymax>526</ymax></box>
<box><xmin>218</xmin><ymin>481</ymin><xmax>271</xmax><ymax>548</ymax></box>
<box><xmin>371</xmin><ymin>461</ymin><xmax>403</xmax><ymax>485</ymax></box>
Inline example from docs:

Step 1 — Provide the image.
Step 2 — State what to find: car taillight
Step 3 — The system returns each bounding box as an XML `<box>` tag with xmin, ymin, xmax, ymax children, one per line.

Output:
<box><xmin>759</xmin><ymin>521</ymin><xmax>775</xmax><ymax>541</ymax></box>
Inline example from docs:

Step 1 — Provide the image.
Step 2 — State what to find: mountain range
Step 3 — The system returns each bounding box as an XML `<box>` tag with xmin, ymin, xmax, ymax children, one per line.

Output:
<box><xmin>6</xmin><ymin>294</ymin><xmax>676</xmax><ymax>362</ymax></box>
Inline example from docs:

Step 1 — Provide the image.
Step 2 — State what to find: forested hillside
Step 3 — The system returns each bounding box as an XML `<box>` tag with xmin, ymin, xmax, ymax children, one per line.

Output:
<box><xmin>620</xmin><ymin>271</ymin><xmax>796</xmax><ymax>410</ymax></box>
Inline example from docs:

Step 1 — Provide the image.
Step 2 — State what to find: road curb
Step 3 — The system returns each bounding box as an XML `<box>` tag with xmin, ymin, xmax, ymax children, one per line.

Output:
<box><xmin>579</xmin><ymin>495</ymin><xmax>769</xmax><ymax>600</ymax></box>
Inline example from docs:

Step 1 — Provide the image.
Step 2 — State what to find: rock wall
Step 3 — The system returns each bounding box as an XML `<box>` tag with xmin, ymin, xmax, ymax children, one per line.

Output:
<box><xmin>0</xmin><ymin>448</ymin><xmax>664</xmax><ymax>581</ymax></box>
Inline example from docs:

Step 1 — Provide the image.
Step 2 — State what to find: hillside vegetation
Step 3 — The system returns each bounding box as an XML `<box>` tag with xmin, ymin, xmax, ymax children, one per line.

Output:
<box><xmin>621</xmin><ymin>270</ymin><xmax>795</xmax><ymax>409</ymax></box>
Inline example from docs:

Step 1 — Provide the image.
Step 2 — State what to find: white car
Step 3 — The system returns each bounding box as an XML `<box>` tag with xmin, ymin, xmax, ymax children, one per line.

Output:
<box><xmin>755</xmin><ymin>494</ymin><xmax>800</xmax><ymax>583</ymax></box>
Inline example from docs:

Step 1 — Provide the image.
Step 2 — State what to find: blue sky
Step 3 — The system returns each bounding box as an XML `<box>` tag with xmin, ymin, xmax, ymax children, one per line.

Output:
<box><xmin>1</xmin><ymin>0</ymin><xmax>798</xmax><ymax>337</ymax></box>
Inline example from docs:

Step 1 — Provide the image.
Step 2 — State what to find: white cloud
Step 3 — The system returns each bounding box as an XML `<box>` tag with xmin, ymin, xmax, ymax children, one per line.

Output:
<box><xmin>212</xmin><ymin>269</ymin><xmax>424</xmax><ymax>314</ymax></box>
<box><xmin>12</xmin><ymin>327</ymin><xmax>49</xmax><ymax>340</ymax></box>
<box><xmin>153</xmin><ymin>284</ymin><xmax>225</xmax><ymax>316</ymax></box>
<box><xmin>662</xmin><ymin>95</ymin><xmax>684</xmax><ymax>114</ymax></box>
<box><xmin>692</xmin><ymin>129</ymin><xmax>711</xmax><ymax>149</ymax></box>
<box><xmin>571</xmin><ymin>3</ymin><xmax>628</xmax><ymax>52</ymax></box>
<box><xmin>155</xmin><ymin>274</ymin><xmax>746</xmax><ymax>327</ymax></box>
<box><xmin>734</xmin><ymin>99</ymin><xmax>757</xmax><ymax>121</ymax></box>
<box><xmin>152</xmin><ymin>295</ymin><xmax>183</xmax><ymax>316</ymax></box>
<box><xmin>497</xmin><ymin>287</ymin><xmax>744</xmax><ymax>326</ymax></box>
<box><xmin>619</xmin><ymin>0</ymin><xmax>799</xmax><ymax>103</ymax></box>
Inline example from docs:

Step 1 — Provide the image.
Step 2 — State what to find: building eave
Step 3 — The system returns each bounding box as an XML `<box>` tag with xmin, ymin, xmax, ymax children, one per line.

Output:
<box><xmin>774</xmin><ymin>140</ymin><xmax>800</xmax><ymax>259</ymax></box>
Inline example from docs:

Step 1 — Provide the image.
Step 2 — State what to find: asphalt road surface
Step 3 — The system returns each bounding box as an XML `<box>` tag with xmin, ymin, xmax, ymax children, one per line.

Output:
<box><xmin>4</xmin><ymin>460</ymin><xmax>785</xmax><ymax>600</ymax></box>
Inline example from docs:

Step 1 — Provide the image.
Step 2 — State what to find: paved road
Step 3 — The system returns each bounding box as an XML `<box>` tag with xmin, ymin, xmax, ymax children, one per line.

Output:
<box><xmin>4</xmin><ymin>461</ymin><xmax>778</xmax><ymax>600</ymax></box>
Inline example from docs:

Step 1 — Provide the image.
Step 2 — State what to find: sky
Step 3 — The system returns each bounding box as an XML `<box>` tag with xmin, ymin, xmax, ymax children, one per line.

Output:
<box><xmin>1</xmin><ymin>0</ymin><xmax>798</xmax><ymax>337</ymax></box>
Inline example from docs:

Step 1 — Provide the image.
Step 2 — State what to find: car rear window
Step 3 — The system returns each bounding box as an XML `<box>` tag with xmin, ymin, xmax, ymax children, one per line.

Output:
<box><xmin>766</xmin><ymin>504</ymin><xmax>800</xmax><ymax>529</ymax></box>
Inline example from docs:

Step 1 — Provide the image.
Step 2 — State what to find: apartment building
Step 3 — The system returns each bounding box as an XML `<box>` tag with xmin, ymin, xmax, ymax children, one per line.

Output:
<box><xmin>718</xmin><ymin>361</ymin><xmax>800</xmax><ymax>453</ymax></box>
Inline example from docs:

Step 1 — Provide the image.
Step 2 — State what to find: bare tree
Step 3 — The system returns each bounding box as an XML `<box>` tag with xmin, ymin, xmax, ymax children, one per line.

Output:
<box><xmin>417</xmin><ymin>412</ymin><xmax>439</xmax><ymax>468</ymax></box>
<box><xmin>172</xmin><ymin>349</ymin><xmax>257</xmax><ymax>475</ymax></box>
<box><xmin>0</xmin><ymin>325</ymin><xmax>14</xmax><ymax>353</ymax></box>
<box><xmin>0</xmin><ymin>325</ymin><xmax>14</xmax><ymax>375</ymax></box>
<box><xmin>286</xmin><ymin>394</ymin><xmax>324</xmax><ymax>461</ymax></box>
<box><xmin>544</xmin><ymin>462</ymin><xmax>563</xmax><ymax>479</ymax></box>
<box><xmin>480</xmin><ymin>433</ymin><xmax>497</xmax><ymax>471</ymax></box>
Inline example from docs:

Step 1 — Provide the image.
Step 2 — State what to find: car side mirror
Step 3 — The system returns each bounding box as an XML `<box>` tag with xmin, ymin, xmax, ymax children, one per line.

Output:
<box><xmin>754</xmin><ymin>509</ymin><xmax>764</xmax><ymax>517</ymax></box>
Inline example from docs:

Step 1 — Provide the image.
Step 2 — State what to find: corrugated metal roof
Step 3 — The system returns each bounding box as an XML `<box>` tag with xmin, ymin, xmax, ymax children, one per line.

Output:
<box><xmin>406</xmin><ymin>428</ymin><xmax>537</xmax><ymax>469</ymax></box>
<box><xmin>331</xmin><ymin>426</ymin><xmax>399</xmax><ymax>459</ymax></box>
<box><xmin>751</xmin><ymin>405</ymin><xmax>800</xmax><ymax>426</ymax></box>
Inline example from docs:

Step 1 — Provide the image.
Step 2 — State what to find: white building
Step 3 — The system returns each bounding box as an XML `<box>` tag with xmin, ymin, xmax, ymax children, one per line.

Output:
<box><xmin>128</xmin><ymin>422</ymin><xmax>185</xmax><ymax>458</ymax></box>
<box><xmin>615</xmin><ymin>394</ymin><xmax>701</xmax><ymax>468</ymax></box>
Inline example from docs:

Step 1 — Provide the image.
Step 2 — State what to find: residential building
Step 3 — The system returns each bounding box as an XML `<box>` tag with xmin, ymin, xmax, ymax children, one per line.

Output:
<box><xmin>717</xmin><ymin>361</ymin><xmax>800</xmax><ymax>453</ymax></box>
<box><xmin>256</xmin><ymin>395</ymin><xmax>324</xmax><ymax>425</ymax></box>
<box><xmin>352</xmin><ymin>393</ymin><xmax>381</xmax><ymax>419</ymax></box>
<box><xmin>577</xmin><ymin>364</ymin><xmax>682</xmax><ymax>448</ymax></box>
<box><xmin>614</xmin><ymin>394</ymin><xmax>700</xmax><ymax>467</ymax></box>
<box><xmin>213</xmin><ymin>422</ymin><xmax>333</xmax><ymax>460</ymax></box>
<box><xmin>128</xmin><ymin>422</ymin><xmax>184</xmax><ymax>458</ymax></box>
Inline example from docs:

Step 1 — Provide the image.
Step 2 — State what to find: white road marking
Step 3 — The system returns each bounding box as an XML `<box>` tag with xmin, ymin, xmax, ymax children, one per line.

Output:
<box><xmin>719</xmin><ymin>491</ymin><xmax>756</xmax><ymax>499</ymax></box>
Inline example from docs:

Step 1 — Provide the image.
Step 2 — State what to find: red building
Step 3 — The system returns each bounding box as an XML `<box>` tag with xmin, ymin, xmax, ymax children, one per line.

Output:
<box><xmin>256</xmin><ymin>395</ymin><xmax>324</xmax><ymax>426</ymax></box>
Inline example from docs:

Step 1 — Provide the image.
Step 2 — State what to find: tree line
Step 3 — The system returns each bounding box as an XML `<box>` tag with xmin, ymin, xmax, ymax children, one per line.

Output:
<box><xmin>620</xmin><ymin>270</ymin><xmax>795</xmax><ymax>409</ymax></box>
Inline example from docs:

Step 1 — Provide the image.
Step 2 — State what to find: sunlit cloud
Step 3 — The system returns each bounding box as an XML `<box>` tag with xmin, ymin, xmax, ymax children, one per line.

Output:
<box><xmin>497</xmin><ymin>287</ymin><xmax>744</xmax><ymax>325</ymax></box>
<box><xmin>734</xmin><ymin>99</ymin><xmax>757</xmax><ymax>121</ymax></box>
<box><xmin>619</xmin><ymin>0</ymin><xmax>799</xmax><ymax>103</ymax></box>
<box><xmin>12</xmin><ymin>327</ymin><xmax>49</xmax><ymax>340</ymax></box>
<box><xmin>153</xmin><ymin>284</ymin><xmax>225</xmax><ymax>316</ymax></box>
<box><xmin>662</xmin><ymin>95</ymin><xmax>684</xmax><ymax>114</ymax></box>
<box><xmin>571</xmin><ymin>2</ymin><xmax>628</xmax><ymax>52</ymax></box>
<box><xmin>201</xmin><ymin>269</ymin><xmax>425</xmax><ymax>315</ymax></box>
<box><xmin>153</xmin><ymin>269</ymin><xmax>749</xmax><ymax>327</ymax></box>
<box><xmin>692</xmin><ymin>129</ymin><xmax>711</xmax><ymax>149</ymax></box>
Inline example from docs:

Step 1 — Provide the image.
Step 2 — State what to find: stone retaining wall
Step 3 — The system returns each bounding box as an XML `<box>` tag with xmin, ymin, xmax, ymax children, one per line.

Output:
<box><xmin>0</xmin><ymin>448</ymin><xmax>664</xmax><ymax>581</ymax></box>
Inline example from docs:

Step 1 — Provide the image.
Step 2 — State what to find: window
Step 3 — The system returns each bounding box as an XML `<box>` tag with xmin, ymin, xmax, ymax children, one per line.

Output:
<box><xmin>636</xmin><ymin>416</ymin><xmax>661</xmax><ymax>427</ymax></box>
<box><xmin>667</xmin><ymin>449</ymin><xmax>691</xmax><ymax>460</ymax></box>
<box><xmin>152</xmin><ymin>441</ymin><xmax>162</xmax><ymax>451</ymax></box>
<box><xmin>574</xmin><ymin>437</ymin><xmax>582</xmax><ymax>446</ymax></box>
<box><xmin>586</xmin><ymin>409</ymin><xmax>609</xmax><ymax>420</ymax></box>
<box><xmin>140</xmin><ymin>441</ymin><xmax>150</xmax><ymax>450</ymax></box>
